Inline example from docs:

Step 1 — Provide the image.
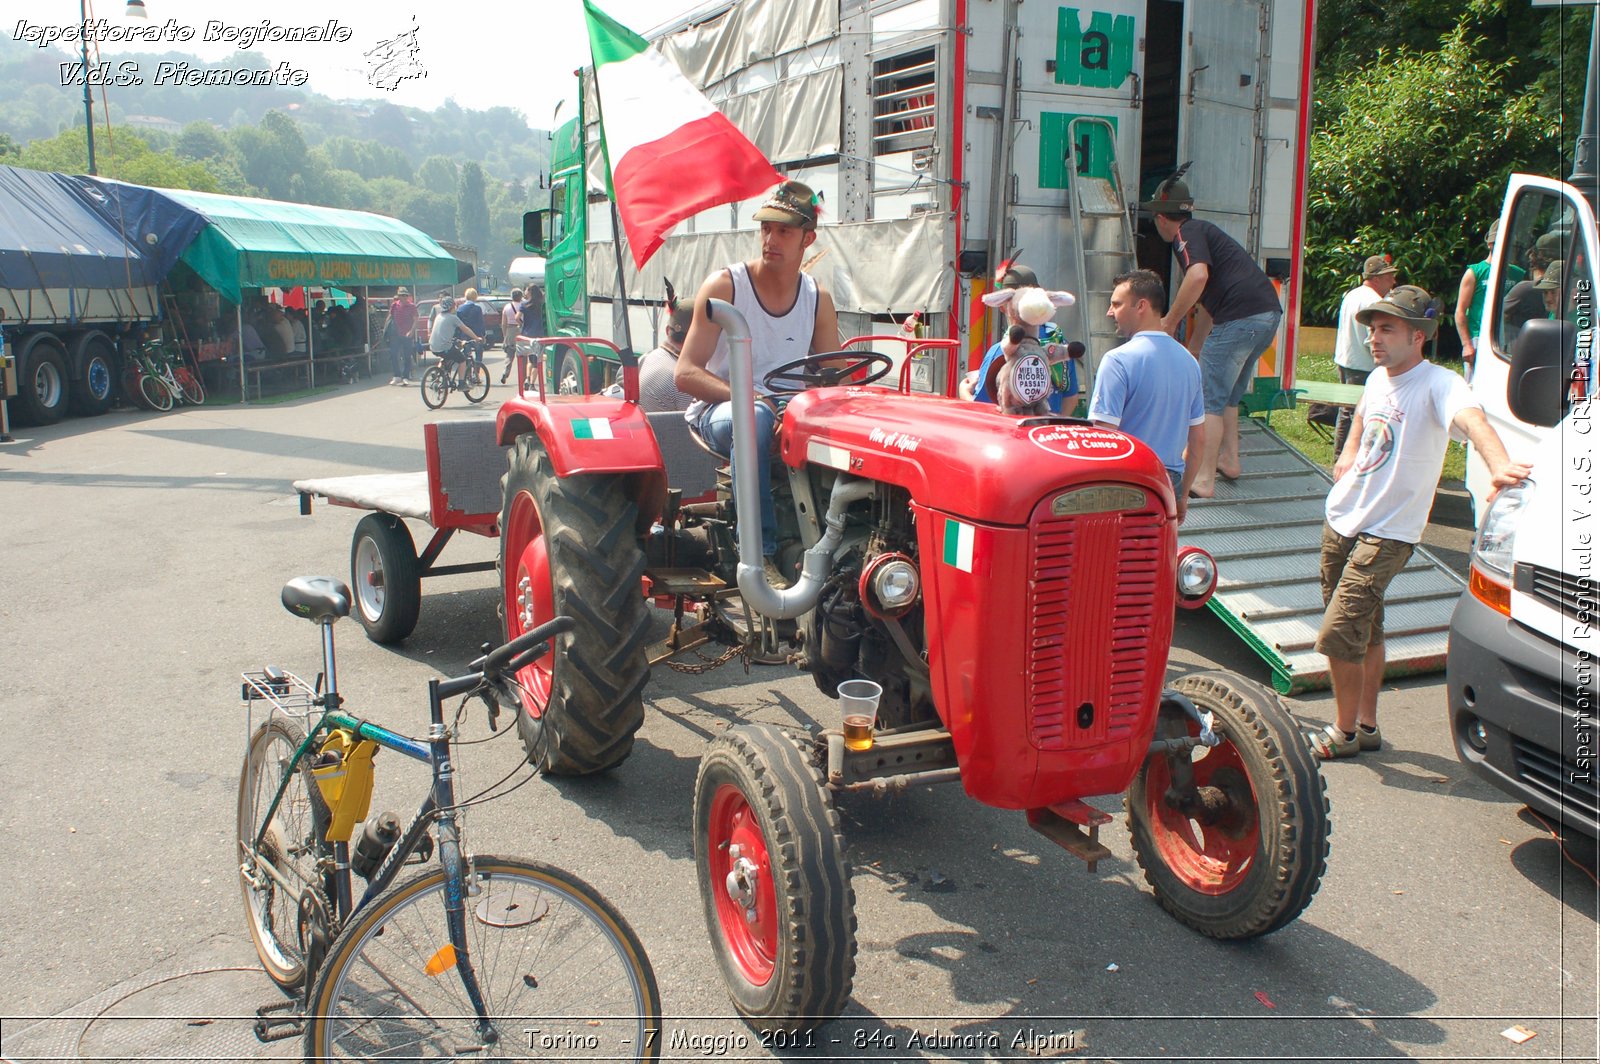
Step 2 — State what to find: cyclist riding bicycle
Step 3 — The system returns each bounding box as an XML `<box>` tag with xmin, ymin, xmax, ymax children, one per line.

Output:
<box><xmin>428</xmin><ymin>296</ymin><xmax>482</xmax><ymax>384</ymax></box>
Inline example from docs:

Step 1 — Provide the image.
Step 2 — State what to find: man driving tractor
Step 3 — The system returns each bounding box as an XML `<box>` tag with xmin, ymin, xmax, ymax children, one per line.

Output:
<box><xmin>674</xmin><ymin>179</ymin><xmax>841</xmax><ymax>588</ymax></box>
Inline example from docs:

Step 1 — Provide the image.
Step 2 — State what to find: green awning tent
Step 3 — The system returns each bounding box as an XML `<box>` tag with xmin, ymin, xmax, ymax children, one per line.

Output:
<box><xmin>157</xmin><ymin>187</ymin><xmax>460</xmax><ymax>304</ymax></box>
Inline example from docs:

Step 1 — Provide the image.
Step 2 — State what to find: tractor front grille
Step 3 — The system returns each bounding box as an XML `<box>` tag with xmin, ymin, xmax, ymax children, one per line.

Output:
<box><xmin>1027</xmin><ymin>506</ymin><xmax>1166</xmax><ymax>750</ymax></box>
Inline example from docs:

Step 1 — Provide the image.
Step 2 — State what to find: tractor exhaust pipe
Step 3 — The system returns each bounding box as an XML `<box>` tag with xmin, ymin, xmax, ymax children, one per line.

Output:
<box><xmin>706</xmin><ymin>297</ymin><xmax>870</xmax><ymax>620</ymax></box>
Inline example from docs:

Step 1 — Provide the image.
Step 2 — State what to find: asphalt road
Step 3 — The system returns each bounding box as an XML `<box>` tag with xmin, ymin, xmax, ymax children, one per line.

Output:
<box><xmin>0</xmin><ymin>378</ymin><xmax>1594</xmax><ymax>1063</ymax></box>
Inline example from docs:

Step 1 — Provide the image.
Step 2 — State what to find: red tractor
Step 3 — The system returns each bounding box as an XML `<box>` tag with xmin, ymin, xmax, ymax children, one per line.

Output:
<box><xmin>494</xmin><ymin>303</ymin><xmax>1330</xmax><ymax>1032</ymax></box>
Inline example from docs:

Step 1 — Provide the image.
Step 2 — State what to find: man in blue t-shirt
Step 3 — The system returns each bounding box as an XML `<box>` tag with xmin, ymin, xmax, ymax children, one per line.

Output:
<box><xmin>959</xmin><ymin>262</ymin><xmax>1080</xmax><ymax>412</ymax></box>
<box><xmin>1089</xmin><ymin>269</ymin><xmax>1206</xmax><ymax>521</ymax></box>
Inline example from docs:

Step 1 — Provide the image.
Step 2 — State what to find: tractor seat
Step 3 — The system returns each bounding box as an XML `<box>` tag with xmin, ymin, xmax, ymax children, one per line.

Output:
<box><xmin>648</xmin><ymin>411</ymin><xmax>722</xmax><ymax>501</ymax></box>
<box><xmin>281</xmin><ymin>576</ymin><xmax>352</xmax><ymax>624</ymax></box>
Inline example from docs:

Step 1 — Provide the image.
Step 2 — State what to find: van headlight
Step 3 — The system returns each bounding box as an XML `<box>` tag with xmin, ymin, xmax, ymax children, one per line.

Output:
<box><xmin>1472</xmin><ymin>481</ymin><xmax>1531</xmax><ymax>579</ymax></box>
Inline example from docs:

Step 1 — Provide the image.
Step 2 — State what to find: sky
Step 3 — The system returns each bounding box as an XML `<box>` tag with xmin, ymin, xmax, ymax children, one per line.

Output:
<box><xmin>18</xmin><ymin>0</ymin><xmax>708</xmax><ymax>126</ymax></box>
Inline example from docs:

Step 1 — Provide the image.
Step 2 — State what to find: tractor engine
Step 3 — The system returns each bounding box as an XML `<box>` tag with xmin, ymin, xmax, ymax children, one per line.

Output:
<box><xmin>805</xmin><ymin>486</ymin><xmax>935</xmax><ymax>732</ymax></box>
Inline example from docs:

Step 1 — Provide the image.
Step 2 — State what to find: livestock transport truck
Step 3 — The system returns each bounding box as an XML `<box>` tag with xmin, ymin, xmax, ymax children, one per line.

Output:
<box><xmin>525</xmin><ymin>0</ymin><xmax>1316</xmax><ymax>395</ymax></box>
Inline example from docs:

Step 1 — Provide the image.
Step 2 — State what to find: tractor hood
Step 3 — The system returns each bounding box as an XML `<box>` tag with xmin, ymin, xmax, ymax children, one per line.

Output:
<box><xmin>780</xmin><ymin>389</ymin><xmax>1176</xmax><ymax>525</ymax></box>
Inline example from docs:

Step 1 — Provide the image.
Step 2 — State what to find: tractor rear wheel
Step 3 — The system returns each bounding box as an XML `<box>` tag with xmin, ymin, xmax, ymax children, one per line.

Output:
<box><xmin>1127</xmin><ymin>670</ymin><xmax>1330</xmax><ymax>939</ymax></box>
<box><xmin>694</xmin><ymin>725</ymin><xmax>856</xmax><ymax>1032</ymax></box>
<box><xmin>499</xmin><ymin>434</ymin><xmax>650</xmax><ymax>775</ymax></box>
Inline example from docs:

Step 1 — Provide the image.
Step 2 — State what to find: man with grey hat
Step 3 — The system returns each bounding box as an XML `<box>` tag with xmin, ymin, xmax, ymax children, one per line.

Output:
<box><xmin>1144</xmin><ymin>176</ymin><xmax>1283</xmax><ymax>497</ymax></box>
<box><xmin>1331</xmin><ymin>254</ymin><xmax>1400</xmax><ymax>454</ymax></box>
<box><xmin>676</xmin><ymin>179</ymin><xmax>841</xmax><ymax>586</ymax></box>
<box><xmin>1310</xmin><ymin>284</ymin><xmax>1529</xmax><ymax>759</ymax></box>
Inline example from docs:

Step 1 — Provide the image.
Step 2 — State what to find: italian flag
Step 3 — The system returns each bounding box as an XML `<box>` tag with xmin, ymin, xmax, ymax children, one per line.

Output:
<box><xmin>572</xmin><ymin>418</ymin><xmax>613</xmax><ymax>440</ymax></box>
<box><xmin>942</xmin><ymin>518</ymin><xmax>977</xmax><ymax>573</ymax></box>
<box><xmin>585</xmin><ymin>0</ymin><xmax>783</xmax><ymax>268</ymax></box>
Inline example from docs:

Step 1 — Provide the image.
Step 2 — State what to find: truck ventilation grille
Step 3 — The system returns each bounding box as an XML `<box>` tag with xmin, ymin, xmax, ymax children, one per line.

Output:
<box><xmin>1518</xmin><ymin>563</ymin><xmax>1598</xmax><ymax>628</ymax></box>
<box><xmin>1513</xmin><ymin>737</ymin><xmax>1600</xmax><ymax>825</ymax></box>
<box><xmin>1028</xmin><ymin>508</ymin><xmax>1164</xmax><ymax>750</ymax></box>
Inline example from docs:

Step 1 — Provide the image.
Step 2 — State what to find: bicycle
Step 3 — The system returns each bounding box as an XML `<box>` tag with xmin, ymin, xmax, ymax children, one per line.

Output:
<box><xmin>238</xmin><ymin>576</ymin><xmax>661</xmax><ymax>1059</ymax></box>
<box><xmin>128</xmin><ymin>339</ymin><xmax>205</xmax><ymax>410</ymax></box>
<box><xmin>421</xmin><ymin>340</ymin><xmax>490</xmax><ymax>409</ymax></box>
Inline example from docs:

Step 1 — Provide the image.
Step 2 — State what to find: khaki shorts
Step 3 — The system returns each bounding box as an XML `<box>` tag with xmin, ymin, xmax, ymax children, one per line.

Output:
<box><xmin>1315</xmin><ymin>522</ymin><xmax>1415</xmax><ymax>663</ymax></box>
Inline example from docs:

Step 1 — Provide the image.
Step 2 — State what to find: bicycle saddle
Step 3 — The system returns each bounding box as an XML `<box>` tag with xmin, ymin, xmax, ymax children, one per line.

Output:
<box><xmin>282</xmin><ymin>576</ymin><xmax>352</xmax><ymax>624</ymax></box>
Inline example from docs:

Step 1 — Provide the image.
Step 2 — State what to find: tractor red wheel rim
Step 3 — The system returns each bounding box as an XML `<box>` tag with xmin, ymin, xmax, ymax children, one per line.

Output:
<box><xmin>504</xmin><ymin>489</ymin><xmax>555</xmax><ymax>717</ymax></box>
<box><xmin>706</xmin><ymin>783</ymin><xmax>777</xmax><ymax>985</ymax></box>
<box><xmin>1144</xmin><ymin>730</ymin><xmax>1260</xmax><ymax>895</ymax></box>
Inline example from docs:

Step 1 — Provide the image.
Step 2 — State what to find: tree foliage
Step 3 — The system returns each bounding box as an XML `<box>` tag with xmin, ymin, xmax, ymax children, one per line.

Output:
<box><xmin>1304</xmin><ymin>3</ymin><xmax>1587</xmax><ymax>324</ymax></box>
<box><xmin>456</xmin><ymin>162</ymin><xmax>492</xmax><ymax>264</ymax></box>
<box><xmin>0</xmin><ymin>33</ymin><xmax>552</xmax><ymax>282</ymax></box>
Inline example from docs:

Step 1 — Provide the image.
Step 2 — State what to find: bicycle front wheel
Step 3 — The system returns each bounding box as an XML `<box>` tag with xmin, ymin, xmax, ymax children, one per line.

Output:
<box><xmin>238</xmin><ymin>717</ymin><xmax>330</xmax><ymax>991</ymax></box>
<box><xmin>463</xmin><ymin>359</ymin><xmax>490</xmax><ymax>403</ymax></box>
<box><xmin>305</xmin><ymin>856</ymin><xmax>661</xmax><ymax>1061</ymax></box>
<box><xmin>420</xmin><ymin>365</ymin><xmax>450</xmax><ymax>410</ymax></box>
<box><xmin>139</xmin><ymin>372</ymin><xmax>174</xmax><ymax>412</ymax></box>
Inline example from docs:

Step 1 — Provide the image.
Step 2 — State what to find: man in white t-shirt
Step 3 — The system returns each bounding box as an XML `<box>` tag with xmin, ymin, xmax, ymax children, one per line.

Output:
<box><xmin>1330</xmin><ymin>254</ymin><xmax>1398</xmax><ymax>454</ymax></box>
<box><xmin>1311</xmin><ymin>285</ymin><xmax>1530</xmax><ymax>759</ymax></box>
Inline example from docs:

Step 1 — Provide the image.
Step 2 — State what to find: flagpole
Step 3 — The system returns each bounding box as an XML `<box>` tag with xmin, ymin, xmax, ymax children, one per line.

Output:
<box><xmin>587</xmin><ymin>67</ymin><xmax>636</xmax><ymax>363</ymax></box>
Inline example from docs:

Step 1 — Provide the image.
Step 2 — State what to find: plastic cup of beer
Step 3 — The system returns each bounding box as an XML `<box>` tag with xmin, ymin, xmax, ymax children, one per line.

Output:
<box><xmin>838</xmin><ymin>679</ymin><xmax>883</xmax><ymax>752</ymax></box>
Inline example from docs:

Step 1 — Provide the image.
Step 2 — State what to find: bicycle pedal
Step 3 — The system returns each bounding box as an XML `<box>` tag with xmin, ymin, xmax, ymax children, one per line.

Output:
<box><xmin>252</xmin><ymin>999</ymin><xmax>304</xmax><ymax>1043</ymax></box>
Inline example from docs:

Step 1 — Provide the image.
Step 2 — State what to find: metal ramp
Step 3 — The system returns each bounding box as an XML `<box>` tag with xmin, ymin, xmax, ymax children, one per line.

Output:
<box><xmin>1178</xmin><ymin>418</ymin><xmax>1468</xmax><ymax>694</ymax></box>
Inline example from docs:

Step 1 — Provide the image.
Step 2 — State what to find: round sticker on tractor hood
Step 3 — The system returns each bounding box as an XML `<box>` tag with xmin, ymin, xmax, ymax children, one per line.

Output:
<box><xmin>1027</xmin><ymin>424</ymin><xmax>1135</xmax><ymax>461</ymax></box>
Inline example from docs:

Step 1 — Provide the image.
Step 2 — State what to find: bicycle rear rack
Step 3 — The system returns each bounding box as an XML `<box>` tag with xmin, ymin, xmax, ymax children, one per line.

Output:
<box><xmin>241</xmin><ymin>666</ymin><xmax>321</xmax><ymax>737</ymax></box>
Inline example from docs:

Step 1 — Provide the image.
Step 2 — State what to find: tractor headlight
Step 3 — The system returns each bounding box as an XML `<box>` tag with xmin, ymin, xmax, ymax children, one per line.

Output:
<box><xmin>1175</xmin><ymin>546</ymin><xmax>1218</xmax><ymax>609</ymax></box>
<box><xmin>860</xmin><ymin>553</ymin><xmax>920</xmax><ymax>619</ymax></box>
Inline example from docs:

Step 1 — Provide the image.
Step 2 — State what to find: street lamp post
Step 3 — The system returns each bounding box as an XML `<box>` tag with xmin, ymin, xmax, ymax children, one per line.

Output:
<box><xmin>81</xmin><ymin>0</ymin><xmax>150</xmax><ymax>176</ymax></box>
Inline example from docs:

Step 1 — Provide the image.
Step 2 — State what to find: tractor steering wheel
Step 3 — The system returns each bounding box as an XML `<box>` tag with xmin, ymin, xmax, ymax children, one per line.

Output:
<box><xmin>762</xmin><ymin>350</ymin><xmax>895</xmax><ymax>393</ymax></box>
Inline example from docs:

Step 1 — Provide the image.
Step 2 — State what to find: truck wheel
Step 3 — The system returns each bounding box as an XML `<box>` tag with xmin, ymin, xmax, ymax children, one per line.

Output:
<box><xmin>499</xmin><ymin>434</ymin><xmax>650</xmax><ymax>774</ymax></box>
<box><xmin>694</xmin><ymin>725</ymin><xmax>856</xmax><ymax>1032</ymax></box>
<box><xmin>1127</xmin><ymin>671</ymin><xmax>1330</xmax><ymax>939</ymax></box>
<box><xmin>13</xmin><ymin>334</ymin><xmax>70</xmax><ymax>425</ymax></box>
<box><xmin>554</xmin><ymin>348</ymin><xmax>586</xmax><ymax>395</ymax></box>
<box><xmin>69</xmin><ymin>332</ymin><xmax>118</xmax><ymax>417</ymax></box>
<box><xmin>350</xmin><ymin>513</ymin><xmax>421</xmax><ymax>644</ymax></box>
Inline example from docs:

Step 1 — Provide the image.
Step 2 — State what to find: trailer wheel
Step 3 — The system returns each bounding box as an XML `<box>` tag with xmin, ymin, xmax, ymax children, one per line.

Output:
<box><xmin>349</xmin><ymin>513</ymin><xmax>421</xmax><ymax>644</ymax></box>
<box><xmin>69</xmin><ymin>332</ymin><xmax>119</xmax><ymax>417</ymax></box>
<box><xmin>499</xmin><ymin>434</ymin><xmax>649</xmax><ymax>774</ymax></box>
<box><xmin>13</xmin><ymin>334</ymin><xmax>70</xmax><ymax>425</ymax></box>
<box><xmin>694</xmin><ymin>725</ymin><xmax>856</xmax><ymax>1032</ymax></box>
<box><xmin>1127</xmin><ymin>670</ymin><xmax>1330</xmax><ymax>939</ymax></box>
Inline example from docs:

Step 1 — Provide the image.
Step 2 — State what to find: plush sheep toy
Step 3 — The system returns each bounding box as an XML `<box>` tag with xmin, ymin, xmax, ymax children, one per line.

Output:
<box><xmin>978</xmin><ymin>285</ymin><xmax>1076</xmax><ymax>415</ymax></box>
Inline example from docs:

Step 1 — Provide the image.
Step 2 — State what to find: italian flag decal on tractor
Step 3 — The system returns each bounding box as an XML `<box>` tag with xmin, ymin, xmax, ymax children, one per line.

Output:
<box><xmin>572</xmin><ymin>418</ymin><xmax>613</xmax><ymax>440</ymax></box>
<box><xmin>942</xmin><ymin>518</ymin><xmax>976</xmax><ymax>573</ymax></box>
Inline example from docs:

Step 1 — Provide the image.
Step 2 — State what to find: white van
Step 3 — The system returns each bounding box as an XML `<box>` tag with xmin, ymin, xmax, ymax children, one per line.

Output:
<box><xmin>1446</xmin><ymin>174</ymin><xmax>1598</xmax><ymax>835</ymax></box>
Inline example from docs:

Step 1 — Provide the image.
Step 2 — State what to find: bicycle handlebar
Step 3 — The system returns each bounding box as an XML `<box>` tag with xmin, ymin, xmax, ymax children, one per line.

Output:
<box><xmin>487</xmin><ymin>615</ymin><xmax>574</xmax><ymax>676</ymax></box>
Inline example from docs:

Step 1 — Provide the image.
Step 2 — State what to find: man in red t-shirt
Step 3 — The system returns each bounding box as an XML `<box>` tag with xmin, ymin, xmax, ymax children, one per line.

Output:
<box><xmin>387</xmin><ymin>288</ymin><xmax>419</xmax><ymax>386</ymax></box>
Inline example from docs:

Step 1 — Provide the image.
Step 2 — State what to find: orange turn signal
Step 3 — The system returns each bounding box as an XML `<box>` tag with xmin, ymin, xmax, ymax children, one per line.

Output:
<box><xmin>1469</xmin><ymin>565</ymin><xmax>1511</xmax><ymax>616</ymax></box>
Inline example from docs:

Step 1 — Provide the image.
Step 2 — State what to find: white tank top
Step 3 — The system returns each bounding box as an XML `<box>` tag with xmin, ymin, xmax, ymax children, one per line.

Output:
<box><xmin>686</xmin><ymin>261</ymin><xmax>819</xmax><ymax>423</ymax></box>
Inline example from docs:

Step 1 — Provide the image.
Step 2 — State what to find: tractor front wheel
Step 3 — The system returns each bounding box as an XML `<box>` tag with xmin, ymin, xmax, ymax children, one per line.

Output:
<box><xmin>499</xmin><ymin>434</ymin><xmax>650</xmax><ymax>775</ymax></box>
<box><xmin>1127</xmin><ymin>670</ymin><xmax>1330</xmax><ymax>939</ymax></box>
<box><xmin>694</xmin><ymin>725</ymin><xmax>856</xmax><ymax>1032</ymax></box>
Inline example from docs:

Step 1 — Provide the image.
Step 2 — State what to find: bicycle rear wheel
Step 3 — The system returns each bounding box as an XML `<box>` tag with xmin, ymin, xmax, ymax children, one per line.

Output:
<box><xmin>462</xmin><ymin>359</ymin><xmax>490</xmax><ymax>403</ymax></box>
<box><xmin>238</xmin><ymin>717</ymin><xmax>330</xmax><ymax>991</ymax></box>
<box><xmin>420</xmin><ymin>365</ymin><xmax>450</xmax><ymax>410</ymax></box>
<box><xmin>138</xmin><ymin>372</ymin><xmax>174</xmax><ymax>412</ymax></box>
<box><xmin>176</xmin><ymin>364</ymin><xmax>207</xmax><ymax>405</ymax></box>
<box><xmin>304</xmin><ymin>855</ymin><xmax>661</xmax><ymax>1061</ymax></box>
